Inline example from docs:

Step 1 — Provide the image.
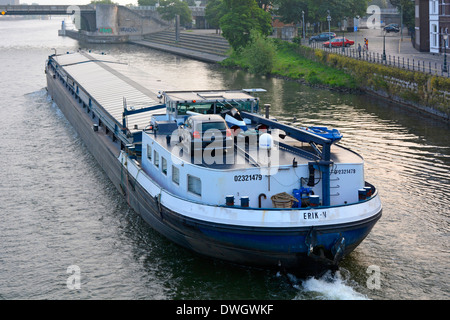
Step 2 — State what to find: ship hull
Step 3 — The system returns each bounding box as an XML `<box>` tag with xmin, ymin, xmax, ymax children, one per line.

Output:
<box><xmin>46</xmin><ymin>67</ymin><xmax>381</xmax><ymax>274</ymax></box>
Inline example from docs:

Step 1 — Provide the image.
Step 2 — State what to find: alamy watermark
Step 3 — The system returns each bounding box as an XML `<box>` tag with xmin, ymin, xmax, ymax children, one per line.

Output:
<box><xmin>366</xmin><ymin>265</ymin><xmax>381</xmax><ymax>290</ymax></box>
<box><xmin>366</xmin><ymin>5</ymin><xmax>382</xmax><ymax>30</ymax></box>
<box><xmin>66</xmin><ymin>265</ymin><xmax>81</xmax><ymax>290</ymax></box>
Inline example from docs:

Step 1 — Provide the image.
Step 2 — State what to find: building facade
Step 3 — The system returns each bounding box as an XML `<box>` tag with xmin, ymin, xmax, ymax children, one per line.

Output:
<box><xmin>430</xmin><ymin>0</ymin><xmax>440</xmax><ymax>53</ymax></box>
<box><xmin>440</xmin><ymin>0</ymin><xmax>450</xmax><ymax>53</ymax></box>
<box><xmin>415</xmin><ymin>0</ymin><xmax>430</xmax><ymax>51</ymax></box>
<box><xmin>416</xmin><ymin>0</ymin><xmax>450</xmax><ymax>52</ymax></box>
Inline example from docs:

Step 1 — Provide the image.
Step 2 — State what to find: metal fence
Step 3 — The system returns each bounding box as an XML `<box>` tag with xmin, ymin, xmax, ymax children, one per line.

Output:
<box><xmin>308</xmin><ymin>41</ymin><xmax>450</xmax><ymax>78</ymax></box>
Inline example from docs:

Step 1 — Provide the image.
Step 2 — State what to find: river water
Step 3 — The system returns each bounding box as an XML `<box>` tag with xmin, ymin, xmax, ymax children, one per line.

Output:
<box><xmin>0</xmin><ymin>19</ymin><xmax>448</xmax><ymax>300</ymax></box>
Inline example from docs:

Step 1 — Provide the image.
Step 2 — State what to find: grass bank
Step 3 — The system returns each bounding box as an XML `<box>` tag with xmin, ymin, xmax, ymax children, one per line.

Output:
<box><xmin>221</xmin><ymin>39</ymin><xmax>358</xmax><ymax>91</ymax></box>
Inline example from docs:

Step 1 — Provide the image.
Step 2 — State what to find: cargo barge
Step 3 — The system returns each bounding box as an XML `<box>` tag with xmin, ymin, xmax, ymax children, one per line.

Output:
<box><xmin>45</xmin><ymin>51</ymin><xmax>382</xmax><ymax>273</ymax></box>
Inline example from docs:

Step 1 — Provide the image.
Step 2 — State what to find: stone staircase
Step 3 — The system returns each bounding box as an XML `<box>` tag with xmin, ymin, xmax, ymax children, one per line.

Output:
<box><xmin>141</xmin><ymin>30</ymin><xmax>230</xmax><ymax>57</ymax></box>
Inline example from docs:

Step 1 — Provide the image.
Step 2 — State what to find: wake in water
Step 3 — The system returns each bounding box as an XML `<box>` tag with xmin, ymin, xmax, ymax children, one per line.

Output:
<box><xmin>281</xmin><ymin>270</ymin><xmax>369</xmax><ymax>300</ymax></box>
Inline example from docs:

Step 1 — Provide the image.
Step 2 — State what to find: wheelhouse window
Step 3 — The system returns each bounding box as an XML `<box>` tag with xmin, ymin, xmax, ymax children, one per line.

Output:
<box><xmin>154</xmin><ymin>150</ymin><xmax>159</xmax><ymax>168</ymax></box>
<box><xmin>172</xmin><ymin>165</ymin><xmax>179</xmax><ymax>185</ymax></box>
<box><xmin>187</xmin><ymin>175</ymin><xmax>201</xmax><ymax>196</ymax></box>
<box><xmin>161</xmin><ymin>157</ymin><xmax>167</xmax><ymax>175</ymax></box>
<box><xmin>147</xmin><ymin>144</ymin><xmax>152</xmax><ymax>161</ymax></box>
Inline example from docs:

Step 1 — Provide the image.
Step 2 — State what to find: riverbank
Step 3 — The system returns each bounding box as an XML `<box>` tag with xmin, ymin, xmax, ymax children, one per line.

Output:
<box><xmin>124</xmin><ymin>29</ymin><xmax>449</xmax><ymax>122</ymax></box>
<box><xmin>221</xmin><ymin>39</ymin><xmax>359</xmax><ymax>93</ymax></box>
<box><xmin>221</xmin><ymin>39</ymin><xmax>450</xmax><ymax>122</ymax></box>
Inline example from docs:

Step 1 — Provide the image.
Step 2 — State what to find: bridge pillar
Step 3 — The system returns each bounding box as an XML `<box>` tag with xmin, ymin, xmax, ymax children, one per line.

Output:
<box><xmin>96</xmin><ymin>4</ymin><xmax>118</xmax><ymax>35</ymax></box>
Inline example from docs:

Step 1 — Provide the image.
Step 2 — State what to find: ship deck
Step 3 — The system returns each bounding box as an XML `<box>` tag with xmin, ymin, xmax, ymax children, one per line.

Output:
<box><xmin>150</xmin><ymin>129</ymin><xmax>363</xmax><ymax>170</ymax></box>
<box><xmin>52</xmin><ymin>51</ymin><xmax>174</xmax><ymax>132</ymax></box>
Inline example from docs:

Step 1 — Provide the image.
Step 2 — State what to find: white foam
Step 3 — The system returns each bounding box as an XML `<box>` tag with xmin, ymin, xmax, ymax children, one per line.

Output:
<box><xmin>296</xmin><ymin>271</ymin><xmax>369</xmax><ymax>300</ymax></box>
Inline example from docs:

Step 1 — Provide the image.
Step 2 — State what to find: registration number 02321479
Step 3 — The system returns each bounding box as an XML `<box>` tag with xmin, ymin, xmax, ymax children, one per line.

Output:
<box><xmin>233</xmin><ymin>174</ymin><xmax>263</xmax><ymax>182</ymax></box>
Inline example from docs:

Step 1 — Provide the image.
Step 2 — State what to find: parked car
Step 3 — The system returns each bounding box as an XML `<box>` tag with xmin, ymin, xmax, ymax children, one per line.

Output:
<box><xmin>309</xmin><ymin>32</ymin><xmax>336</xmax><ymax>44</ymax></box>
<box><xmin>178</xmin><ymin>114</ymin><xmax>233</xmax><ymax>156</ymax></box>
<box><xmin>323</xmin><ymin>37</ymin><xmax>355</xmax><ymax>47</ymax></box>
<box><xmin>384</xmin><ymin>23</ymin><xmax>400</xmax><ymax>33</ymax></box>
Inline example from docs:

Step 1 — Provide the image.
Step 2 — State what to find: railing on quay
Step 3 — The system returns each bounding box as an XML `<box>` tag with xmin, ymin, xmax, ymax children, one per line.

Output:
<box><xmin>308</xmin><ymin>41</ymin><xmax>450</xmax><ymax>78</ymax></box>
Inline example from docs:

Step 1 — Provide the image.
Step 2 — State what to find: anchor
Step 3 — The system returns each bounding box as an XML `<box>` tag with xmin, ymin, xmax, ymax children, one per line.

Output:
<box><xmin>305</xmin><ymin>227</ymin><xmax>317</xmax><ymax>257</ymax></box>
<box><xmin>331</xmin><ymin>233</ymin><xmax>346</xmax><ymax>264</ymax></box>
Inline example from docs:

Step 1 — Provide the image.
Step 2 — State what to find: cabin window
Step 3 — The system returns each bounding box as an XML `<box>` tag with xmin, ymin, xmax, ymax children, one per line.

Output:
<box><xmin>172</xmin><ymin>165</ymin><xmax>179</xmax><ymax>185</ymax></box>
<box><xmin>187</xmin><ymin>175</ymin><xmax>201</xmax><ymax>196</ymax></box>
<box><xmin>154</xmin><ymin>150</ymin><xmax>159</xmax><ymax>168</ymax></box>
<box><xmin>147</xmin><ymin>144</ymin><xmax>152</xmax><ymax>161</ymax></box>
<box><xmin>161</xmin><ymin>157</ymin><xmax>167</xmax><ymax>175</ymax></box>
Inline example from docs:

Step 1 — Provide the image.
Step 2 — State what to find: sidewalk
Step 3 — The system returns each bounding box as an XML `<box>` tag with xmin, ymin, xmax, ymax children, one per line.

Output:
<box><xmin>308</xmin><ymin>27</ymin><xmax>449</xmax><ymax>76</ymax></box>
<box><xmin>355</xmin><ymin>28</ymin><xmax>446</xmax><ymax>65</ymax></box>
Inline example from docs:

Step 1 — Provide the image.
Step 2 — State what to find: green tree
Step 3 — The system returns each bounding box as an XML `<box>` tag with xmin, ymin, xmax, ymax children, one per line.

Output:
<box><xmin>138</xmin><ymin>0</ymin><xmax>159</xmax><ymax>5</ymax></box>
<box><xmin>90</xmin><ymin>0</ymin><xmax>117</xmax><ymax>4</ymax></box>
<box><xmin>256</xmin><ymin>0</ymin><xmax>275</xmax><ymax>11</ymax></box>
<box><xmin>157</xmin><ymin>0</ymin><xmax>192</xmax><ymax>26</ymax></box>
<box><xmin>219</xmin><ymin>0</ymin><xmax>272</xmax><ymax>51</ymax></box>
<box><xmin>242</xmin><ymin>30</ymin><xmax>276</xmax><ymax>74</ymax></box>
<box><xmin>275</xmin><ymin>0</ymin><xmax>368</xmax><ymax>27</ymax></box>
<box><xmin>389</xmin><ymin>0</ymin><xmax>415</xmax><ymax>29</ymax></box>
<box><xmin>274</xmin><ymin>0</ymin><xmax>305</xmax><ymax>25</ymax></box>
<box><xmin>205</xmin><ymin>0</ymin><xmax>226</xmax><ymax>32</ymax></box>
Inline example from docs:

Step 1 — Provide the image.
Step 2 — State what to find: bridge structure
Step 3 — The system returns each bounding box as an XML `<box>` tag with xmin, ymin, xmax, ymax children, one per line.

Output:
<box><xmin>0</xmin><ymin>4</ymin><xmax>208</xmax><ymax>41</ymax></box>
<box><xmin>1</xmin><ymin>5</ymin><xmax>97</xmax><ymax>32</ymax></box>
<box><xmin>0</xmin><ymin>4</ymin><xmax>176</xmax><ymax>43</ymax></box>
<box><xmin>0</xmin><ymin>4</ymin><xmax>205</xmax><ymax>16</ymax></box>
<box><xmin>0</xmin><ymin>5</ymin><xmax>95</xmax><ymax>15</ymax></box>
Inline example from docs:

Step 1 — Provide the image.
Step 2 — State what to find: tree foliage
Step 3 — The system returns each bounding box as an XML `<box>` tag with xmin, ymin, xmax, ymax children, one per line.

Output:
<box><xmin>90</xmin><ymin>0</ymin><xmax>117</xmax><ymax>4</ymax></box>
<box><xmin>242</xmin><ymin>30</ymin><xmax>276</xmax><ymax>74</ymax></box>
<box><xmin>205</xmin><ymin>0</ymin><xmax>226</xmax><ymax>30</ymax></box>
<box><xmin>219</xmin><ymin>0</ymin><xmax>272</xmax><ymax>51</ymax></box>
<box><xmin>389</xmin><ymin>0</ymin><xmax>415</xmax><ymax>29</ymax></box>
<box><xmin>274</xmin><ymin>0</ymin><xmax>369</xmax><ymax>25</ymax></box>
<box><xmin>157</xmin><ymin>0</ymin><xmax>192</xmax><ymax>26</ymax></box>
<box><xmin>137</xmin><ymin>0</ymin><xmax>159</xmax><ymax>5</ymax></box>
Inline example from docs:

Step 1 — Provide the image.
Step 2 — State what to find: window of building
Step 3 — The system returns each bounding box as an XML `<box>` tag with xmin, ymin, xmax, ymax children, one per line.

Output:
<box><xmin>432</xmin><ymin>24</ymin><xmax>438</xmax><ymax>47</ymax></box>
<box><xmin>431</xmin><ymin>0</ymin><xmax>438</xmax><ymax>14</ymax></box>
<box><xmin>187</xmin><ymin>175</ymin><xmax>201</xmax><ymax>196</ymax></box>
<box><xmin>172</xmin><ymin>165</ymin><xmax>179</xmax><ymax>185</ymax></box>
<box><xmin>161</xmin><ymin>157</ymin><xmax>167</xmax><ymax>175</ymax></box>
<box><xmin>154</xmin><ymin>150</ymin><xmax>159</xmax><ymax>168</ymax></box>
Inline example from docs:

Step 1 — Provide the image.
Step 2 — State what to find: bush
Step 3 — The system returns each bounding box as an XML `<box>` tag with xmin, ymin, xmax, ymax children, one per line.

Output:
<box><xmin>292</xmin><ymin>36</ymin><xmax>302</xmax><ymax>45</ymax></box>
<box><xmin>241</xmin><ymin>31</ymin><xmax>276</xmax><ymax>75</ymax></box>
<box><xmin>306</xmin><ymin>70</ymin><xmax>322</xmax><ymax>85</ymax></box>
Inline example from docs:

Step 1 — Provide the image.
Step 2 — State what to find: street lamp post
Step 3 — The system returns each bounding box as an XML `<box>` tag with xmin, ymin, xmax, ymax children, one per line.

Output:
<box><xmin>327</xmin><ymin>10</ymin><xmax>331</xmax><ymax>49</ymax></box>
<box><xmin>400</xmin><ymin>4</ymin><xmax>403</xmax><ymax>41</ymax></box>
<box><xmin>355</xmin><ymin>15</ymin><xmax>360</xmax><ymax>49</ymax></box>
<box><xmin>443</xmin><ymin>33</ymin><xmax>448</xmax><ymax>73</ymax></box>
<box><xmin>302</xmin><ymin>11</ymin><xmax>305</xmax><ymax>42</ymax></box>
<box><xmin>382</xmin><ymin>29</ymin><xmax>386</xmax><ymax>62</ymax></box>
<box><xmin>342</xmin><ymin>18</ymin><xmax>346</xmax><ymax>53</ymax></box>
